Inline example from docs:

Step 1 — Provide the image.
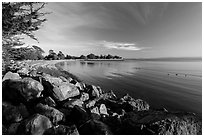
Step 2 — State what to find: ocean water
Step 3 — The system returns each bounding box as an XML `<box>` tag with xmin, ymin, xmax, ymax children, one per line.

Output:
<box><xmin>57</xmin><ymin>60</ymin><xmax>202</xmax><ymax>117</ymax></box>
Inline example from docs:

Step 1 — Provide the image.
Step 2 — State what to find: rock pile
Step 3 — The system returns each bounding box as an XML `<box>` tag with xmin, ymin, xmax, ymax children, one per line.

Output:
<box><xmin>2</xmin><ymin>61</ymin><xmax>202</xmax><ymax>135</ymax></box>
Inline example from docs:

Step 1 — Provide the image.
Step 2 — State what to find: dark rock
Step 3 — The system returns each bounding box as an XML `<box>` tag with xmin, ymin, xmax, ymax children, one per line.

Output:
<box><xmin>2</xmin><ymin>79</ymin><xmax>25</xmax><ymax>103</ymax></box>
<box><xmin>58</xmin><ymin>108</ymin><xmax>72</xmax><ymax>124</ymax></box>
<box><xmin>78</xmin><ymin>120</ymin><xmax>112</xmax><ymax>135</ymax></box>
<box><xmin>63</xmin><ymin>99</ymin><xmax>84</xmax><ymax>108</ymax></box>
<box><xmin>41</xmin><ymin>96</ymin><xmax>56</xmax><ymax>107</ymax></box>
<box><xmin>35</xmin><ymin>103</ymin><xmax>64</xmax><ymax>124</ymax></box>
<box><xmin>118</xmin><ymin>110</ymin><xmax>202</xmax><ymax>135</ymax></box>
<box><xmin>17</xmin><ymin>103</ymin><xmax>29</xmax><ymax>119</ymax></box>
<box><xmin>3</xmin><ymin>102</ymin><xmax>23</xmax><ymax>124</ymax></box>
<box><xmin>17</xmin><ymin>114</ymin><xmax>52</xmax><ymax>135</ymax></box>
<box><xmin>3</xmin><ymin>71</ymin><xmax>21</xmax><ymax>82</ymax></box>
<box><xmin>121</xmin><ymin>94</ymin><xmax>150</xmax><ymax>112</ymax></box>
<box><xmin>7</xmin><ymin>123</ymin><xmax>20</xmax><ymax>135</ymax></box>
<box><xmin>70</xmin><ymin>106</ymin><xmax>90</xmax><ymax>126</ymax></box>
<box><xmin>80</xmin><ymin>92</ymin><xmax>89</xmax><ymax>102</ymax></box>
<box><xmin>70</xmin><ymin>79</ymin><xmax>77</xmax><ymax>85</ymax></box>
<box><xmin>44</xmin><ymin>125</ymin><xmax>79</xmax><ymax>135</ymax></box>
<box><xmin>2</xmin><ymin>125</ymin><xmax>7</xmax><ymax>135</ymax></box>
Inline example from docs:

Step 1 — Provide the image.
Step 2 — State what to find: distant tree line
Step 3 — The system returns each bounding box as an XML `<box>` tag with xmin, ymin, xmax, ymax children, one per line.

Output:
<box><xmin>44</xmin><ymin>50</ymin><xmax>122</xmax><ymax>60</ymax></box>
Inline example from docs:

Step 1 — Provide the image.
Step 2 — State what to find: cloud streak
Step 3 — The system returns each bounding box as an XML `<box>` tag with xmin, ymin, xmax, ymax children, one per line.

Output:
<box><xmin>94</xmin><ymin>41</ymin><xmax>147</xmax><ymax>51</ymax></box>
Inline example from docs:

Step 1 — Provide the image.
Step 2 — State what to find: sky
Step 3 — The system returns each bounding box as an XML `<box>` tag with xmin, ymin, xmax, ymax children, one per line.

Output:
<box><xmin>24</xmin><ymin>2</ymin><xmax>202</xmax><ymax>58</ymax></box>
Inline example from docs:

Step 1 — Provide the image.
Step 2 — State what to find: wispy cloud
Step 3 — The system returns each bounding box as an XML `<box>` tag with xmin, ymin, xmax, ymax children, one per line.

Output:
<box><xmin>89</xmin><ymin>41</ymin><xmax>148</xmax><ymax>51</ymax></box>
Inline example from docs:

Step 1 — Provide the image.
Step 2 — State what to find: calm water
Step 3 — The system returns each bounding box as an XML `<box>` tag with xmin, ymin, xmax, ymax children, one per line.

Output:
<box><xmin>57</xmin><ymin>60</ymin><xmax>202</xmax><ymax>117</ymax></box>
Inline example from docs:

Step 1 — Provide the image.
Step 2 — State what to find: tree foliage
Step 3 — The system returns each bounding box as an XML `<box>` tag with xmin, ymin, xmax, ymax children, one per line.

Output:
<box><xmin>2</xmin><ymin>2</ymin><xmax>49</xmax><ymax>61</ymax></box>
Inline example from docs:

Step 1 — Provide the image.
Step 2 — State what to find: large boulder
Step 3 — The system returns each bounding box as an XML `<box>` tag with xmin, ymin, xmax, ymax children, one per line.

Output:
<box><xmin>2</xmin><ymin>71</ymin><xmax>21</xmax><ymax>82</ymax></box>
<box><xmin>20</xmin><ymin>77</ymin><xmax>44</xmax><ymax>101</ymax></box>
<box><xmin>52</xmin><ymin>82</ymin><xmax>80</xmax><ymax>101</ymax></box>
<box><xmin>44</xmin><ymin>125</ymin><xmax>79</xmax><ymax>135</ymax></box>
<box><xmin>78</xmin><ymin>120</ymin><xmax>112</xmax><ymax>135</ymax></box>
<box><xmin>42</xmin><ymin>75</ymin><xmax>80</xmax><ymax>101</ymax></box>
<box><xmin>17</xmin><ymin>114</ymin><xmax>52</xmax><ymax>135</ymax></box>
<box><xmin>35</xmin><ymin>103</ymin><xmax>64</xmax><ymax>124</ymax></box>
<box><xmin>118</xmin><ymin>110</ymin><xmax>202</xmax><ymax>135</ymax></box>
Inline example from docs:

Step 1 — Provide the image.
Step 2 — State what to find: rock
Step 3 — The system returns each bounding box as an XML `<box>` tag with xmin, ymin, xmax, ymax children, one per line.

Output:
<box><xmin>42</xmin><ymin>76</ymin><xmax>80</xmax><ymax>101</ymax></box>
<box><xmin>3</xmin><ymin>71</ymin><xmax>21</xmax><ymax>82</ymax></box>
<box><xmin>29</xmin><ymin>70</ymin><xmax>38</xmax><ymax>77</ymax></box>
<box><xmin>41</xmin><ymin>96</ymin><xmax>56</xmax><ymax>107</ymax></box>
<box><xmin>17</xmin><ymin>67</ymin><xmax>29</xmax><ymax>75</ymax></box>
<box><xmin>70</xmin><ymin>106</ymin><xmax>90</xmax><ymax>126</ymax></box>
<box><xmin>7</xmin><ymin>123</ymin><xmax>20</xmax><ymax>135</ymax></box>
<box><xmin>3</xmin><ymin>102</ymin><xmax>23</xmax><ymax>124</ymax></box>
<box><xmin>59</xmin><ymin>76</ymin><xmax>68</xmax><ymax>82</ymax></box>
<box><xmin>67</xmin><ymin>77</ymin><xmax>73</xmax><ymax>82</ymax></box>
<box><xmin>121</xmin><ymin>94</ymin><xmax>150</xmax><ymax>112</ymax></box>
<box><xmin>100</xmin><ymin>90</ymin><xmax>117</xmax><ymax>100</ymax></box>
<box><xmin>20</xmin><ymin>77</ymin><xmax>44</xmax><ymax>101</ymax></box>
<box><xmin>17</xmin><ymin>114</ymin><xmax>52</xmax><ymax>135</ymax></box>
<box><xmin>43</xmin><ymin>74</ymin><xmax>63</xmax><ymax>86</ymax></box>
<box><xmin>80</xmin><ymin>92</ymin><xmax>89</xmax><ymax>102</ymax></box>
<box><xmin>99</xmin><ymin>104</ymin><xmax>109</xmax><ymax>116</ymax></box>
<box><xmin>52</xmin><ymin>82</ymin><xmax>80</xmax><ymax>101</ymax></box>
<box><xmin>35</xmin><ymin>103</ymin><xmax>64</xmax><ymax>124</ymax></box>
<box><xmin>118</xmin><ymin>110</ymin><xmax>202</xmax><ymax>135</ymax></box>
<box><xmin>63</xmin><ymin>99</ymin><xmax>84</xmax><ymax>108</ymax></box>
<box><xmin>2</xmin><ymin>79</ymin><xmax>25</xmax><ymax>103</ymax></box>
<box><xmin>17</xmin><ymin>103</ymin><xmax>29</xmax><ymax>119</ymax></box>
<box><xmin>85</xmin><ymin>100</ymin><xmax>96</xmax><ymax>108</ymax></box>
<box><xmin>78</xmin><ymin>120</ymin><xmax>112</xmax><ymax>135</ymax></box>
<box><xmin>91</xmin><ymin>85</ymin><xmax>100</xmax><ymax>98</ymax></box>
<box><xmin>58</xmin><ymin>108</ymin><xmax>72</xmax><ymax>123</ymax></box>
<box><xmin>90</xmin><ymin>107</ymin><xmax>101</xmax><ymax>120</ymax></box>
<box><xmin>2</xmin><ymin>125</ymin><xmax>7</xmax><ymax>135</ymax></box>
<box><xmin>75</xmin><ymin>82</ymin><xmax>84</xmax><ymax>91</ymax></box>
<box><xmin>70</xmin><ymin>79</ymin><xmax>77</xmax><ymax>84</ymax></box>
<box><xmin>44</xmin><ymin>125</ymin><xmax>79</xmax><ymax>135</ymax></box>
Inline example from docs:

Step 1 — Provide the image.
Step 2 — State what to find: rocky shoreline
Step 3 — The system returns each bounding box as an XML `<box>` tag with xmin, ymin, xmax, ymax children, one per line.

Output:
<box><xmin>2</xmin><ymin>60</ymin><xmax>202</xmax><ymax>135</ymax></box>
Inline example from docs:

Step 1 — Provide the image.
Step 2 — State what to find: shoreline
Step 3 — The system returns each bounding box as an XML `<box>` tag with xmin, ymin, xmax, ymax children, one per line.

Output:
<box><xmin>2</xmin><ymin>60</ymin><xmax>202</xmax><ymax>135</ymax></box>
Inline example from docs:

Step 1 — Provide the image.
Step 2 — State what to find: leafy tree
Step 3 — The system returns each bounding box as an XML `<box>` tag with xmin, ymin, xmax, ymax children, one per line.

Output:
<box><xmin>79</xmin><ymin>55</ymin><xmax>86</xmax><ymax>59</ymax></box>
<box><xmin>2</xmin><ymin>2</ymin><xmax>49</xmax><ymax>61</ymax></box>
<box><xmin>57</xmin><ymin>51</ymin><xmax>65</xmax><ymax>59</ymax></box>
<box><xmin>87</xmin><ymin>53</ymin><xmax>96</xmax><ymax>59</ymax></box>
